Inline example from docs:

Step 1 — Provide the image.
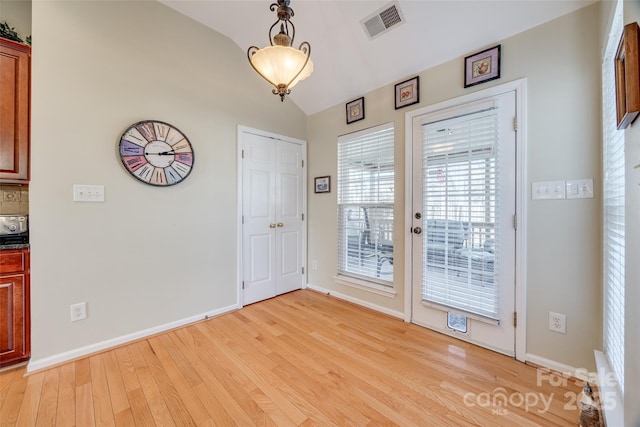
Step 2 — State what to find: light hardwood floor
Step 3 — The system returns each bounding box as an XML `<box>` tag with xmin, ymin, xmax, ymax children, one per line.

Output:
<box><xmin>1</xmin><ymin>289</ymin><xmax>582</xmax><ymax>426</ymax></box>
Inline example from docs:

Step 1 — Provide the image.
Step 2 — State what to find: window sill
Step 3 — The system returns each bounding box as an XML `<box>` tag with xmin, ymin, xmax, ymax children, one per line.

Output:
<box><xmin>333</xmin><ymin>275</ymin><xmax>397</xmax><ymax>298</ymax></box>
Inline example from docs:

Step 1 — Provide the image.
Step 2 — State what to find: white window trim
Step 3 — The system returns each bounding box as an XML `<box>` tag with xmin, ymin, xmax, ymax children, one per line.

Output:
<box><xmin>600</xmin><ymin>1</ymin><xmax>625</xmax><ymax>421</ymax></box>
<box><xmin>594</xmin><ymin>350</ymin><xmax>624</xmax><ymax>426</ymax></box>
<box><xmin>336</xmin><ymin>122</ymin><xmax>396</xmax><ymax>291</ymax></box>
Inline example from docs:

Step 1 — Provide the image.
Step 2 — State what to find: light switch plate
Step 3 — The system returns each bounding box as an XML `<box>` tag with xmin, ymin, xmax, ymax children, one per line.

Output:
<box><xmin>73</xmin><ymin>185</ymin><xmax>105</xmax><ymax>202</ymax></box>
<box><xmin>566</xmin><ymin>179</ymin><xmax>593</xmax><ymax>199</ymax></box>
<box><xmin>531</xmin><ymin>180</ymin><xmax>566</xmax><ymax>200</ymax></box>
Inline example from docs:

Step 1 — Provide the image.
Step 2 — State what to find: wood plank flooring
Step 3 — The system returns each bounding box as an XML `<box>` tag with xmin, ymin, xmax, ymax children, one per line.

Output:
<box><xmin>0</xmin><ymin>289</ymin><xmax>582</xmax><ymax>426</ymax></box>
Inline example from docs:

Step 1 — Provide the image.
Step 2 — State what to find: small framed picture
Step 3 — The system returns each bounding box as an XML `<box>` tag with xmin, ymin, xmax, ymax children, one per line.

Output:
<box><xmin>464</xmin><ymin>45</ymin><xmax>501</xmax><ymax>88</ymax></box>
<box><xmin>346</xmin><ymin>97</ymin><xmax>365</xmax><ymax>124</ymax></box>
<box><xmin>614</xmin><ymin>22</ymin><xmax>640</xmax><ymax>129</ymax></box>
<box><xmin>314</xmin><ymin>176</ymin><xmax>330</xmax><ymax>193</ymax></box>
<box><xmin>395</xmin><ymin>76</ymin><xmax>420</xmax><ymax>109</ymax></box>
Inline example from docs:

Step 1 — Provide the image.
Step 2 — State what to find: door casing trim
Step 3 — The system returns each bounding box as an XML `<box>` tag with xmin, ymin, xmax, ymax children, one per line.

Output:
<box><xmin>403</xmin><ymin>79</ymin><xmax>528</xmax><ymax>362</ymax></box>
<box><xmin>236</xmin><ymin>125</ymin><xmax>308</xmax><ymax>308</ymax></box>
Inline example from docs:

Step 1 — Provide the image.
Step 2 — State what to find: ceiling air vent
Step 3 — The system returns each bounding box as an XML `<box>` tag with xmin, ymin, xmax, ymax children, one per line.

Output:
<box><xmin>361</xmin><ymin>1</ymin><xmax>405</xmax><ymax>40</ymax></box>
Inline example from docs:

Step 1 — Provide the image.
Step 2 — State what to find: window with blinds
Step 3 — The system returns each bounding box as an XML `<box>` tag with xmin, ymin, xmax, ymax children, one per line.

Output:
<box><xmin>602</xmin><ymin>0</ymin><xmax>625</xmax><ymax>394</ymax></box>
<box><xmin>421</xmin><ymin>108</ymin><xmax>500</xmax><ymax>319</ymax></box>
<box><xmin>337</xmin><ymin>124</ymin><xmax>395</xmax><ymax>284</ymax></box>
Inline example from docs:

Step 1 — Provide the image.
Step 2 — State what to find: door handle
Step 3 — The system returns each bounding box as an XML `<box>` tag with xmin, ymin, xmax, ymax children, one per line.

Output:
<box><xmin>277</xmin><ymin>222</ymin><xmax>284</xmax><ymax>228</ymax></box>
<box><xmin>269</xmin><ymin>223</ymin><xmax>276</xmax><ymax>228</ymax></box>
<box><xmin>413</xmin><ymin>226</ymin><xmax>422</xmax><ymax>235</ymax></box>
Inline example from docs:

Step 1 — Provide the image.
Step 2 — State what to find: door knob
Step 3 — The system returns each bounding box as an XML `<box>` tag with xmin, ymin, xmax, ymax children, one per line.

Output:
<box><xmin>269</xmin><ymin>223</ymin><xmax>276</xmax><ymax>228</ymax></box>
<box><xmin>277</xmin><ymin>222</ymin><xmax>284</xmax><ymax>227</ymax></box>
<box><xmin>413</xmin><ymin>226</ymin><xmax>422</xmax><ymax>234</ymax></box>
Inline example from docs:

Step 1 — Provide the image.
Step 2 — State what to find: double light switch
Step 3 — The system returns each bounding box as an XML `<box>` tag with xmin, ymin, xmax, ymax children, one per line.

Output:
<box><xmin>565</xmin><ymin>179</ymin><xmax>593</xmax><ymax>199</ymax></box>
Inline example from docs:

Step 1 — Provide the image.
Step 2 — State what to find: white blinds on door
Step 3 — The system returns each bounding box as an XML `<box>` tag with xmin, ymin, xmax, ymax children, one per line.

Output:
<box><xmin>602</xmin><ymin>1</ymin><xmax>625</xmax><ymax>393</ymax></box>
<box><xmin>421</xmin><ymin>108</ymin><xmax>500</xmax><ymax>319</ymax></box>
<box><xmin>337</xmin><ymin>125</ymin><xmax>395</xmax><ymax>284</ymax></box>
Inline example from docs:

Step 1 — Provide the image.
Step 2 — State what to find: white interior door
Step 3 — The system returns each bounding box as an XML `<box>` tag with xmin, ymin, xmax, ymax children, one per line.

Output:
<box><xmin>410</xmin><ymin>91</ymin><xmax>517</xmax><ymax>356</ymax></box>
<box><xmin>241</xmin><ymin>131</ymin><xmax>304</xmax><ymax>305</ymax></box>
<box><xmin>275</xmin><ymin>141</ymin><xmax>304</xmax><ymax>295</ymax></box>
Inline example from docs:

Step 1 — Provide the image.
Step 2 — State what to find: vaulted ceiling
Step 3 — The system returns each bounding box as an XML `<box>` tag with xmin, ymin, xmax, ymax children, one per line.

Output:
<box><xmin>161</xmin><ymin>0</ymin><xmax>596</xmax><ymax>115</ymax></box>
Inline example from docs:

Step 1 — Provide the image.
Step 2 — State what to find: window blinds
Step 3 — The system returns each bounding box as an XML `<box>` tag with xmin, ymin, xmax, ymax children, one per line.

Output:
<box><xmin>421</xmin><ymin>108</ymin><xmax>500</xmax><ymax>319</ymax></box>
<box><xmin>337</xmin><ymin>125</ymin><xmax>395</xmax><ymax>284</ymax></box>
<box><xmin>602</xmin><ymin>0</ymin><xmax>625</xmax><ymax>394</ymax></box>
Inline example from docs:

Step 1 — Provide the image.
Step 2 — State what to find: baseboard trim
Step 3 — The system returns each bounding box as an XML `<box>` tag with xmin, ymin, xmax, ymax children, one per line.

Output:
<box><xmin>27</xmin><ymin>304</ymin><xmax>238</xmax><ymax>373</ymax></box>
<box><xmin>306</xmin><ymin>283</ymin><xmax>404</xmax><ymax>320</ymax></box>
<box><xmin>524</xmin><ymin>352</ymin><xmax>601</xmax><ymax>385</ymax></box>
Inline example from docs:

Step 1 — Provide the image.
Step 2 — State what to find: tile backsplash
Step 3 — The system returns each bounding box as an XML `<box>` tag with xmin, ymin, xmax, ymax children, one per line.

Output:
<box><xmin>0</xmin><ymin>185</ymin><xmax>29</xmax><ymax>214</ymax></box>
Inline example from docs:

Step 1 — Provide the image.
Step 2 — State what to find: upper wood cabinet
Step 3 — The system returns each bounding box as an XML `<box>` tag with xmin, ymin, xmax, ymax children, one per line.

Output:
<box><xmin>0</xmin><ymin>38</ymin><xmax>30</xmax><ymax>183</ymax></box>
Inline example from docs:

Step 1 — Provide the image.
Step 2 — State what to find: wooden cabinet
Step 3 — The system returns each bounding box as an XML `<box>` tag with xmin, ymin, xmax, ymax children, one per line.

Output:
<box><xmin>0</xmin><ymin>248</ymin><xmax>30</xmax><ymax>368</ymax></box>
<box><xmin>0</xmin><ymin>38</ymin><xmax>30</xmax><ymax>183</ymax></box>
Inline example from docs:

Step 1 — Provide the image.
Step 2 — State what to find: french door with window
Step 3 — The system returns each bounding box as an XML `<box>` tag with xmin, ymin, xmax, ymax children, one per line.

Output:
<box><xmin>240</xmin><ymin>129</ymin><xmax>306</xmax><ymax>306</ymax></box>
<box><xmin>410</xmin><ymin>90</ymin><xmax>518</xmax><ymax>356</ymax></box>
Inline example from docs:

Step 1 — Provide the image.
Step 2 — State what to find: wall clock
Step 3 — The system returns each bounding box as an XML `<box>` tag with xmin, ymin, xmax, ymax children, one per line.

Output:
<box><xmin>119</xmin><ymin>120</ymin><xmax>194</xmax><ymax>186</ymax></box>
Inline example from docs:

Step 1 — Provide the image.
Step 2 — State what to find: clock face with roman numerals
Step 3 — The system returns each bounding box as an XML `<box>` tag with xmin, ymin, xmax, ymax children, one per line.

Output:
<box><xmin>119</xmin><ymin>120</ymin><xmax>194</xmax><ymax>186</ymax></box>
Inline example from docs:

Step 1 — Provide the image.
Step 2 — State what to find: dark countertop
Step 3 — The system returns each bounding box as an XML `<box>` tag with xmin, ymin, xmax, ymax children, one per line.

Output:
<box><xmin>0</xmin><ymin>244</ymin><xmax>30</xmax><ymax>251</ymax></box>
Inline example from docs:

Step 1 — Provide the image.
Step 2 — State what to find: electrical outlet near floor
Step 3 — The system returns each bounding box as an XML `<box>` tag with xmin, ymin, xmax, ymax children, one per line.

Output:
<box><xmin>70</xmin><ymin>302</ymin><xmax>87</xmax><ymax>322</ymax></box>
<box><xmin>549</xmin><ymin>311</ymin><xmax>566</xmax><ymax>334</ymax></box>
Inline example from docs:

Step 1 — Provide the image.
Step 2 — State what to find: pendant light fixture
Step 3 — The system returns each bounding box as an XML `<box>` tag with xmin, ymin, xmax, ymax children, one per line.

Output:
<box><xmin>247</xmin><ymin>0</ymin><xmax>313</xmax><ymax>102</ymax></box>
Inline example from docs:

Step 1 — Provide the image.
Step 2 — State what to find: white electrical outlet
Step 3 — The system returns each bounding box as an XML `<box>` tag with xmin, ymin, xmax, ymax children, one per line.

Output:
<box><xmin>70</xmin><ymin>302</ymin><xmax>87</xmax><ymax>322</ymax></box>
<box><xmin>312</xmin><ymin>260</ymin><xmax>318</xmax><ymax>270</ymax></box>
<box><xmin>549</xmin><ymin>311</ymin><xmax>566</xmax><ymax>334</ymax></box>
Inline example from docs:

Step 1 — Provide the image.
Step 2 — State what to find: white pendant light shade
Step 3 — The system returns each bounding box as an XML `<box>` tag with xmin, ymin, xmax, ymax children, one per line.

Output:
<box><xmin>247</xmin><ymin>0</ymin><xmax>313</xmax><ymax>102</ymax></box>
<box><xmin>250</xmin><ymin>45</ymin><xmax>314</xmax><ymax>90</ymax></box>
